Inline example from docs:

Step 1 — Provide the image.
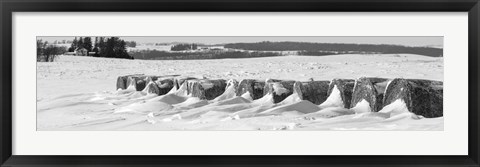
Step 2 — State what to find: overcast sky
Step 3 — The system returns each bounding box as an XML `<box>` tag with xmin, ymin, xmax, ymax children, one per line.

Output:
<box><xmin>38</xmin><ymin>36</ymin><xmax>443</xmax><ymax>47</ymax></box>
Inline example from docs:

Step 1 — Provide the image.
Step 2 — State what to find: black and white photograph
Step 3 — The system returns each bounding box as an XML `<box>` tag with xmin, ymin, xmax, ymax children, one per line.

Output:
<box><xmin>36</xmin><ymin>36</ymin><xmax>444</xmax><ymax>131</ymax></box>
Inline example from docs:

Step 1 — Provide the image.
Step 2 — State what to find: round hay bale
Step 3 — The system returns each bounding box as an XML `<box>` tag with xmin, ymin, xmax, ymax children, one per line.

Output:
<box><xmin>181</xmin><ymin>79</ymin><xmax>229</xmax><ymax>100</ymax></box>
<box><xmin>156</xmin><ymin>78</ymin><xmax>175</xmax><ymax>95</ymax></box>
<box><xmin>126</xmin><ymin>76</ymin><xmax>137</xmax><ymax>90</ymax></box>
<box><xmin>201</xmin><ymin>79</ymin><xmax>227</xmax><ymax>100</ymax></box>
<box><xmin>252</xmin><ymin>81</ymin><xmax>266</xmax><ymax>100</ymax></box>
<box><xmin>407</xmin><ymin>79</ymin><xmax>443</xmax><ymax>118</ymax></box>
<box><xmin>350</xmin><ymin>77</ymin><xmax>388</xmax><ymax>112</ymax></box>
<box><xmin>263</xmin><ymin>80</ymin><xmax>295</xmax><ymax>103</ymax></box>
<box><xmin>116</xmin><ymin>76</ymin><xmax>129</xmax><ymax>90</ymax></box>
<box><xmin>187</xmin><ymin>80</ymin><xmax>206</xmax><ymax>99</ymax></box>
<box><xmin>236</xmin><ymin>79</ymin><xmax>255</xmax><ymax>98</ymax></box>
<box><xmin>135</xmin><ymin>79</ymin><xmax>147</xmax><ymax>91</ymax></box>
<box><xmin>383</xmin><ymin>78</ymin><xmax>411</xmax><ymax>109</ymax></box>
<box><xmin>236</xmin><ymin>79</ymin><xmax>265</xmax><ymax>100</ymax></box>
<box><xmin>327</xmin><ymin>79</ymin><xmax>355</xmax><ymax>108</ymax></box>
<box><xmin>295</xmin><ymin>80</ymin><xmax>330</xmax><ymax>105</ymax></box>
<box><xmin>143</xmin><ymin>81</ymin><xmax>160</xmax><ymax>94</ymax></box>
<box><xmin>125</xmin><ymin>75</ymin><xmax>149</xmax><ymax>91</ymax></box>
<box><xmin>383</xmin><ymin>78</ymin><xmax>443</xmax><ymax>118</ymax></box>
<box><xmin>262</xmin><ymin>79</ymin><xmax>283</xmax><ymax>96</ymax></box>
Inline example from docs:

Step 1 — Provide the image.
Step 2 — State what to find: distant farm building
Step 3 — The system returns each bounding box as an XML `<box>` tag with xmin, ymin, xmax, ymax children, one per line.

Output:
<box><xmin>75</xmin><ymin>48</ymin><xmax>88</xmax><ymax>56</ymax></box>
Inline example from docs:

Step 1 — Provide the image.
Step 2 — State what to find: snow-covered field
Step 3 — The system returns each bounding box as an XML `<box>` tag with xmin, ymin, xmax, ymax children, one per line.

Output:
<box><xmin>37</xmin><ymin>54</ymin><xmax>444</xmax><ymax>130</ymax></box>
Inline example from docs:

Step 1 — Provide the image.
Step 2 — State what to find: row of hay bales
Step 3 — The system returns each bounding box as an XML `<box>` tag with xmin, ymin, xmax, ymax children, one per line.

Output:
<box><xmin>116</xmin><ymin>75</ymin><xmax>443</xmax><ymax>118</ymax></box>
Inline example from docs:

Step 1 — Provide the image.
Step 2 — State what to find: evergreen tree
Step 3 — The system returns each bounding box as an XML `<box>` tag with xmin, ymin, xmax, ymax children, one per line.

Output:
<box><xmin>83</xmin><ymin>37</ymin><xmax>93</xmax><ymax>56</ymax></box>
<box><xmin>92</xmin><ymin>37</ymin><xmax>100</xmax><ymax>57</ymax></box>
<box><xmin>117</xmin><ymin>40</ymin><xmax>129</xmax><ymax>59</ymax></box>
<box><xmin>68</xmin><ymin>37</ymin><xmax>78</xmax><ymax>52</ymax></box>
<box><xmin>94</xmin><ymin>37</ymin><xmax>98</xmax><ymax>48</ymax></box>
<box><xmin>97</xmin><ymin>37</ymin><xmax>106</xmax><ymax>57</ymax></box>
<box><xmin>77</xmin><ymin>37</ymin><xmax>84</xmax><ymax>49</ymax></box>
<box><xmin>105</xmin><ymin>37</ymin><xmax>115</xmax><ymax>58</ymax></box>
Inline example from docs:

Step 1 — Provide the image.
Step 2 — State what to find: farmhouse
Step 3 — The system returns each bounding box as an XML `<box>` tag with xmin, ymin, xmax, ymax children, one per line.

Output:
<box><xmin>75</xmin><ymin>48</ymin><xmax>88</xmax><ymax>56</ymax></box>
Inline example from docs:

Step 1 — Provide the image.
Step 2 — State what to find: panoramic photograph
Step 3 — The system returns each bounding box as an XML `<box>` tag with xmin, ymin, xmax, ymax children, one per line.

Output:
<box><xmin>36</xmin><ymin>36</ymin><xmax>444</xmax><ymax>131</ymax></box>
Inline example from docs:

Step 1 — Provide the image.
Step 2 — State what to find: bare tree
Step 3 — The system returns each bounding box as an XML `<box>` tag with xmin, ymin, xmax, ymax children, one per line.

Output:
<box><xmin>37</xmin><ymin>40</ymin><xmax>67</xmax><ymax>62</ymax></box>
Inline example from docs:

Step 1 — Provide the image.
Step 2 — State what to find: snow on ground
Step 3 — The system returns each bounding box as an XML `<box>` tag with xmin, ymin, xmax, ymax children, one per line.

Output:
<box><xmin>37</xmin><ymin>54</ymin><xmax>443</xmax><ymax>130</ymax></box>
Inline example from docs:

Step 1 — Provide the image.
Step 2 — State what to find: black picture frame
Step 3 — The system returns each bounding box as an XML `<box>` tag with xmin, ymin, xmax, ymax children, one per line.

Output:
<box><xmin>1</xmin><ymin>0</ymin><xmax>479</xmax><ymax>166</ymax></box>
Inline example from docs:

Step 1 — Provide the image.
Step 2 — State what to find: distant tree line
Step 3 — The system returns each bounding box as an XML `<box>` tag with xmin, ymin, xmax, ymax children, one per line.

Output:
<box><xmin>224</xmin><ymin>41</ymin><xmax>443</xmax><ymax>57</ymax></box>
<box><xmin>37</xmin><ymin>40</ymin><xmax>67</xmax><ymax>62</ymax></box>
<box><xmin>68</xmin><ymin>37</ymin><xmax>133</xmax><ymax>59</ymax></box>
<box><xmin>170</xmin><ymin>43</ymin><xmax>198</xmax><ymax>51</ymax></box>
<box><xmin>129</xmin><ymin>50</ymin><xmax>283</xmax><ymax>60</ymax></box>
<box><xmin>297</xmin><ymin>51</ymin><xmax>342</xmax><ymax>56</ymax></box>
<box><xmin>297</xmin><ymin>50</ymin><xmax>383</xmax><ymax>56</ymax></box>
<box><xmin>125</xmin><ymin>41</ymin><xmax>137</xmax><ymax>47</ymax></box>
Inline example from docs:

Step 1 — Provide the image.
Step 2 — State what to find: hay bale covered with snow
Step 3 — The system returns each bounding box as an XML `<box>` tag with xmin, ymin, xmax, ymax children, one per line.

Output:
<box><xmin>173</xmin><ymin>78</ymin><xmax>182</xmax><ymax>90</ymax></box>
<box><xmin>125</xmin><ymin>75</ymin><xmax>149</xmax><ymax>91</ymax></box>
<box><xmin>123</xmin><ymin>75</ymin><xmax>166</xmax><ymax>91</ymax></box>
<box><xmin>186</xmin><ymin>80</ymin><xmax>205</xmax><ymax>99</ymax></box>
<box><xmin>202</xmin><ymin>79</ymin><xmax>227</xmax><ymax>100</ymax></box>
<box><xmin>294</xmin><ymin>80</ymin><xmax>330</xmax><ymax>105</ymax></box>
<box><xmin>383</xmin><ymin>78</ymin><xmax>443</xmax><ymax>118</ymax></box>
<box><xmin>116</xmin><ymin>76</ymin><xmax>129</xmax><ymax>90</ymax></box>
<box><xmin>143</xmin><ymin>81</ymin><xmax>160</xmax><ymax>94</ymax></box>
<box><xmin>173</xmin><ymin>76</ymin><xmax>197</xmax><ymax>90</ymax></box>
<box><xmin>262</xmin><ymin>79</ymin><xmax>283</xmax><ymax>96</ymax></box>
<box><xmin>184</xmin><ymin>79</ymin><xmax>227</xmax><ymax>100</ymax></box>
<box><xmin>117</xmin><ymin>74</ymin><xmax>144</xmax><ymax>90</ymax></box>
<box><xmin>156</xmin><ymin>78</ymin><xmax>175</xmax><ymax>95</ymax></box>
<box><xmin>134</xmin><ymin>78</ymin><xmax>147</xmax><ymax>91</ymax></box>
<box><xmin>326</xmin><ymin>79</ymin><xmax>355</xmax><ymax>108</ymax></box>
<box><xmin>263</xmin><ymin>80</ymin><xmax>296</xmax><ymax>103</ymax></box>
<box><xmin>350</xmin><ymin>77</ymin><xmax>389</xmax><ymax>112</ymax></box>
<box><xmin>408</xmin><ymin>79</ymin><xmax>443</xmax><ymax>118</ymax></box>
<box><xmin>383</xmin><ymin>78</ymin><xmax>411</xmax><ymax>109</ymax></box>
<box><xmin>236</xmin><ymin>79</ymin><xmax>265</xmax><ymax>100</ymax></box>
<box><xmin>117</xmin><ymin>74</ymin><xmax>180</xmax><ymax>92</ymax></box>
